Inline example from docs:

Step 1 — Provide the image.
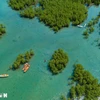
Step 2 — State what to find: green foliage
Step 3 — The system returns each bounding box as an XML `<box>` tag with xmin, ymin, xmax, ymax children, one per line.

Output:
<box><xmin>70</xmin><ymin>86</ymin><xmax>76</xmax><ymax>98</ymax></box>
<box><xmin>92</xmin><ymin>0</ymin><xmax>100</xmax><ymax>5</ymax></box>
<box><xmin>75</xmin><ymin>84</ymin><xmax>85</xmax><ymax>97</ymax></box>
<box><xmin>9</xmin><ymin>0</ymin><xmax>35</xmax><ymax>10</ymax></box>
<box><xmin>12</xmin><ymin>49</ymin><xmax>34</xmax><ymax>70</ymax></box>
<box><xmin>89</xmin><ymin>26</ymin><xmax>94</xmax><ymax>33</ymax></box>
<box><xmin>83</xmin><ymin>13</ymin><xmax>100</xmax><ymax>38</ymax></box>
<box><xmin>20</xmin><ymin>7</ymin><xmax>35</xmax><ymax>19</ymax></box>
<box><xmin>88</xmin><ymin>16</ymin><xmax>99</xmax><ymax>27</ymax></box>
<box><xmin>72</xmin><ymin>0</ymin><xmax>100</xmax><ymax>5</ymax></box>
<box><xmin>69</xmin><ymin>64</ymin><xmax>100</xmax><ymax>100</ymax></box>
<box><xmin>87</xmin><ymin>21</ymin><xmax>93</xmax><ymax>27</ymax></box>
<box><xmin>8</xmin><ymin>0</ymin><xmax>100</xmax><ymax>31</ymax></box>
<box><xmin>9</xmin><ymin>0</ymin><xmax>36</xmax><ymax>18</ymax></box>
<box><xmin>60</xmin><ymin>95</ymin><xmax>66</xmax><ymax>100</ymax></box>
<box><xmin>83</xmin><ymin>30</ymin><xmax>89</xmax><ymax>39</ymax></box>
<box><xmin>37</xmin><ymin>0</ymin><xmax>87</xmax><ymax>32</ymax></box>
<box><xmin>0</xmin><ymin>24</ymin><xmax>6</xmax><ymax>36</ymax></box>
<box><xmin>49</xmin><ymin>49</ymin><xmax>69</xmax><ymax>74</ymax></box>
<box><xmin>67</xmin><ymin>98</ymin><xmax>71</xmax><ymax>100</ymax></box>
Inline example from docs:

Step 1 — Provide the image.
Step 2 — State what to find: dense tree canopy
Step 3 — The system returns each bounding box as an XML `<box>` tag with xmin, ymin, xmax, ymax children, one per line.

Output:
<box><xmin>9</xmin><ymin>0</ymin><xmax>35</xmax><ymax>10</ymax></box>
<box><xmin>11</xmin><ymin>49</ymin><xmax>34</xmax><ymax>70</ymax></box>
<box><xmin>0</xmin><ymin>24</ymin><xmax>6</xmax><ymax>36</ymax></box>
<box><xmin>49</xmin><ymin>49</ymin><xmax>69</xmax><ymax>74</ymax></box>
<box><xmin>37</xmin><ymin>0</ymin><xmax>87</xmax><ymax>32</ymax></box>
<box><xmin>20</xmin><ymin>7</ymin><xmax>35</xmax><ymax>18</ymax></box>
<box><xmin>72</xmin><ymin>0</ymin><xmax>100</xmax><ymax>5</ymax></box>
<box><xmin>8</xmin><ymin>0</ymin><xmax>100</xmax><ymax>31</ymax></box>
<box><xmin>9</xmin><ymin>0</ymin><xmax>36</xmax><ymax>19</ymax></box>
<box><xmin>69</xmin><ymin>64</ymin><xmax>100</xmax><ymax>100</ymax></box>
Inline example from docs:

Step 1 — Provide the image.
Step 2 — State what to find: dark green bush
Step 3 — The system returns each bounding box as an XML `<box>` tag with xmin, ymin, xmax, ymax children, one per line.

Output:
<box><xmin>9</xmin><ymin>0</ymin><xmax>35</xmax><ymax>10</ymax></box>
<box><xmin>49</xmin><ymin>49</ymin><xmax>69</xmax><ymax>74</ymax></box>
<box><xmin>69</xmin><ymin>64</ymin><xmax>100</xmax><ymax>100</ymax></box>
<box><xmin>20</xmin><ymin>7</ymin><xmax>35</xmax><ymax>19</ymax></box>
<box><xmin>0</xmin><ymin>24</ymin><xmax>6</xmax><ymax>36</ymax></box>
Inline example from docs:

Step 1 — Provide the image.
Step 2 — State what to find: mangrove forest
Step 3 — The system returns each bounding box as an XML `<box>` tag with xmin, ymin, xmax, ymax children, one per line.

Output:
<box><xmin>8</xmin><ymin>0</ymin><xmax>36</xmax><ymax>19</ymax></box>
<box><xmin>68</xmin><ymin>64</ymin><xmax>100</xmax><ymax>100</ymax></box>
<box><xmin>8</xmin><ymin>0</ymin><xmax>100</xmax><ymax>32</ymax></box>
<box><xmin>11</xmin><ymin>49</ymin><xmax>34</xmax><ymax>70</ymax></box>
<box><xmin>37</xmin><ymin>0</ymin><xmax>87</xmax><ymax>32</ymax></box>
<box><xmin>9</xmin><ymin>0</ymin><xmax>35</xmax><ymax>10</ymax></box>
<box><xmin>49</xmin><ymin>49</ymin><xmax>69</xmax><ymax>74</ymax></box>
<box><xmin>20</xmin><ymin>7</ymin><xmax>35</xmax><ymax>18</ymax></box>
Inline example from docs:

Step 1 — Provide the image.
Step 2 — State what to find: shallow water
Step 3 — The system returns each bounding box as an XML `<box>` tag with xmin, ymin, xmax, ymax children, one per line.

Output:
<box><xmin>0</xmin><ymin>0</ymin><xmax>100</xmax><ymax>100</ymax></box>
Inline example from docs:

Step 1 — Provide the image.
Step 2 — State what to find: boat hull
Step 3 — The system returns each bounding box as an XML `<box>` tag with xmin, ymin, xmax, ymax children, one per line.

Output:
<box><xmin>0</xmin><ymin>74</ymin><xmax>9</xmax><ymax>78</ymax></box>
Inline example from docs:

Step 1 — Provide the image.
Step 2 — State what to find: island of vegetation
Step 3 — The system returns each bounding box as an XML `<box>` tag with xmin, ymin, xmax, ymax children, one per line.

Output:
<box><xmin>37</xmin><ymin>0</ymin><xmax>87</xmax><ymax>32</ymax></box>
<box><xmin>10</xmin><ymin>49</ymin><xmax>34</xmax><ymax>70</ymax></box>
<box><xmin>8</xmin><ymin>0</ymin><xmax>36</xmax><ymax>18</ymax></box>
<box><xmin>8</xmin><ymin>0</ymin><xmax>100</xmax><ymax>32</ymax></box>
<box><xmin>0</xmin><ymin>24</ymin><xmax>6</xmax><ymax>36</ymax></box>
<box><xmin>49</xmin><ymin>49</ymin><xmax>69</xmax><ymax>74</ymax></box>
<box><xmin>9</xmin><ymin>0</ymin><xmax>35</xmax><ymax>10</ymax></box>
<box><xmin>68</xmin><ymin>64</ymin><xmax>100</xmax><ymax>100</ymax></box>
<box><xmin>83</xmin><ymin>14</ymin><xmax>100</xmax><ymax>39</ymax></box>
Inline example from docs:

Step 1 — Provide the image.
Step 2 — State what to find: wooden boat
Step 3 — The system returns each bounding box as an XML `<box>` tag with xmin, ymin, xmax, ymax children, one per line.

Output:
<box><xmin>0</xmin><ymin>74</ymin><xmax>9</xmax><ymax>78</ymax></box>
<box><xmin>22</xmin><ymin>63</ymin><xmax>30</xmax><ymax>73</ymax></box>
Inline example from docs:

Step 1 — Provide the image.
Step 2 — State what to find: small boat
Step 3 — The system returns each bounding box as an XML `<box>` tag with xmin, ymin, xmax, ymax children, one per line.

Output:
<box><xmin>77</xmin><ymin>25</ymin><xmax>83</xmax><ymax>28</ymax></box>
<box><xmin>0</xmin><ymin>74</ymin><xmax>9</xmax><ymax>78</ymax></box>
<box><xmin>84</xmin><ymin>24</ymin><xmax>87</xmax><ymax>27</ymax></box>
<box><xmin>22</xmin><ymin>63</ymin><xmax>30</xmax><ymax>73</ymax></box>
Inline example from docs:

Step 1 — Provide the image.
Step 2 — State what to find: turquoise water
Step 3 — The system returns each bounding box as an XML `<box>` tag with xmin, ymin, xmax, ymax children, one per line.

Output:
<box><xmin>0</xmin><ymin>0</ymin><xmax>100</xmax><ymax>100</ymax></box>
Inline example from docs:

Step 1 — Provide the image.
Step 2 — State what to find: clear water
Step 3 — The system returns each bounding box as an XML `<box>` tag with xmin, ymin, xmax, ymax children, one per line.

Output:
<box><xmin>0</xmin><ymin>0</ymin><xmax>100</xmax><ymax>100</ymax></box>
